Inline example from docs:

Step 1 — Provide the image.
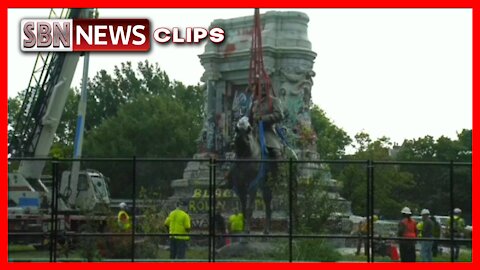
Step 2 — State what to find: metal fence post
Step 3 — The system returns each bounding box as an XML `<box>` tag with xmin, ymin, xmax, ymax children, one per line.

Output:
<box><xmin>212</xmin><ymin>158</ymin><xmax>217</xmax><ymax>262</ymax></box>
<box><xmin>288</xmin><ymin>158</ymin><xmax>293</xmax><ymax>262</ymax></box>
<box><xmin>131</xmin><ymin>156</ymin><xmax>136</xmax><ymax>262</ymax></box>
<box><xmin>208</xmin><ymin>158</ymin><xmax>213</xmax><ymax>262</ymax></box>
<box><xmin>52</xmin><ymin>160</ymin><xmax>59</xmax><ymax>262</ymax></box>
<box><xmin>365</xmin><ymin>160</ymin><xmax>371</xmax><ymax>262</ymax></box>
<box><xmin>49</xmin><ymin>160</ymin><xmax>56</xmax><ymax>262</ymax></box>
<box><xmin>370</xmin><ymin>161</ymin><xmax>375</xmax><ymax>263</ymax></box>
<box><xmin>449</xmin><ymin>160</ymin><xmax>455</xmax><ymax>262</ymax></box>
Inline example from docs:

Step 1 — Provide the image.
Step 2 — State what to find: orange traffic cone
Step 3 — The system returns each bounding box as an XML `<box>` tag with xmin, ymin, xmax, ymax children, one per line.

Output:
<box><xmin>389</xmin><ymin>245</ymin><xmax>400</xmax><ymax>261</ymax></box>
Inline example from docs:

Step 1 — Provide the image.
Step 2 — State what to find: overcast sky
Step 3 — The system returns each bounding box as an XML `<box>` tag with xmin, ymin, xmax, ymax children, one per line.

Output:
<box><xmin>8</xmin><ymin>8</ymin><xmax>472</xmax><ymax>147</ymax></box>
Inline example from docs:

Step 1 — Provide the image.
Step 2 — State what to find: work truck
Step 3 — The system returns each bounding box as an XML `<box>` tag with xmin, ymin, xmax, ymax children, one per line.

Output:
<box><xmin>8</xmin><ymin>8</ymin><xmax>113</xmax><ymax>249</ymax></box>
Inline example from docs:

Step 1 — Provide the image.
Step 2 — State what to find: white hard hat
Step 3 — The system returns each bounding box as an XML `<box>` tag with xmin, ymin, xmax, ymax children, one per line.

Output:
<box><xmin>401</xmin><ymin>207</ymin><xmax>412</xmax><ymax>215</ymax></box>
<box><xmin>454</xmin><ymin>208</ymin><xmax>462</xmax><ymax>214</ymax></box>
<box><xmin>119</xmin><ymin>202</ymin><xmax>127</xmax><ymax>209</ymax></box>
<box><xmin>420</xmin><ymin>209</ymin><xmax>430</xmax><ymax>215</ymax></box>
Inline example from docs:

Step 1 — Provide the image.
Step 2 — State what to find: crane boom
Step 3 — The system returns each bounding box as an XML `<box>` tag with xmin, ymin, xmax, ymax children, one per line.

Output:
<box><xmin>9</xmin><ymin>8</ymin><xmax>111</xmax><ymax>214</ymax></box>
<box><xmin>10</xmin><ymin>9</ymin><xmax>91</xmax><ymax>180</ymax></box>
<box><xmin>19</xmin><ymin>54</ymin><xmax>81</xmax><ymax>178</ymax></box>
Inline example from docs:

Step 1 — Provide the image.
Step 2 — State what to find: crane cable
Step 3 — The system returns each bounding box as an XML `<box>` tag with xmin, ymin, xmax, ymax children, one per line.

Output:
<box><xmin>248</xmin><ymin>8</ymin><xmax>274</xmax><ymax>114</ymax></box>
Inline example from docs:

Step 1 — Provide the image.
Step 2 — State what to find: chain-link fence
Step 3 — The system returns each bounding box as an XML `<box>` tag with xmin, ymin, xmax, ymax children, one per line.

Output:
<box><xmin>8</xmin><ymin>157</ymin><xmax>472</xmax><ymax>262</ymax></box>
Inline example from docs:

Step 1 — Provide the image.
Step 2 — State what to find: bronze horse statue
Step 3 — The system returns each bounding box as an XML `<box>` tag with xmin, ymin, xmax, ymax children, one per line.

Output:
<box><xmin>227</xmin><ymin>116</ymin><xmax>274</xmax><ymax>234</ymax></box>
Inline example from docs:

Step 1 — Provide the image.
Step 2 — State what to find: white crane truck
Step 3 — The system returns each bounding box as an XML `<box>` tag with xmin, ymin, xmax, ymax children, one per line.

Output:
<box><xmin>8</xmin><ymin>8</ymin><xmax>113</xmax><ymax>249</ymax></box>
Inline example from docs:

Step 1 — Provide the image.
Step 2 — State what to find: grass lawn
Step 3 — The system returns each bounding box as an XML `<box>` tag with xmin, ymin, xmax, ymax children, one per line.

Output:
<box><xmin>9</xmin><ymin>244</ymin><xmax>472</xmax><ymax>262</ymax></box>
<box><xmin>340</xmin><ymin>249</ymin><xmax>472</xmax><ymax>263</ymax></box>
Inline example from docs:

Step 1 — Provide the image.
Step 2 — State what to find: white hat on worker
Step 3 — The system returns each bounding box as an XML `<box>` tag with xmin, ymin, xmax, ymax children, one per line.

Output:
<box><xmin>119</xmin><ymin>202</ymin><xmax>127</xmax><ymax>209</ymax></box>
<box><xmin>454</xmin><ymin>208</ymin><xmax>462</xmax><ymax>214</ymax></box>
<box><xmin>420</xmin><ymin>209</ymin><xmax>430</xmax><ymax>215</ymax></box>
<box><xmin>401</xmin><ymin>207</ymin><xmax>412</xmax><ymax>215</ymax></box>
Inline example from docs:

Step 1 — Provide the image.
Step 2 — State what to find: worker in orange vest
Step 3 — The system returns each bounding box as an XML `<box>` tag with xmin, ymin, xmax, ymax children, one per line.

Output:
<box><xmin>397</xmin><ymin>206</ymin><xmax>418</xmax><ymax>262</ymax></box>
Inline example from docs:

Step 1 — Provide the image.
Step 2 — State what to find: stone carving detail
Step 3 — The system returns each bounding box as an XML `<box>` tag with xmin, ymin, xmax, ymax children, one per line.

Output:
<box><xmin>278</xmin><ymin>66</ymin><xmax>316</xmax><ymax>148</ymax></box>
<box><xmin>279</xmin><ymin>67</ymin><xmax>315</xmax><ymax>108</ymax></box>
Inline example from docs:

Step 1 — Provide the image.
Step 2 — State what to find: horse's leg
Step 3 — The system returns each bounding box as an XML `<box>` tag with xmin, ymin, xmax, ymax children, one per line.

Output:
<box><xmin>262</xmin><ymin>184</ymin><xmax>272</xmax><ymax>235</ymax></box>
<box><xmin>263</xmin><ymin>148</ymin><xmax>281</xmax><ymax>235</ymax></box>
<box><xmin>245</xmin><ymin>188</ymin><xmax>256</xmax><ymax>233</ymax></box>
<box><xmin>237</xmin><ymin>186</ymin><xmax>248</xmax><ymax>233</ymax></box>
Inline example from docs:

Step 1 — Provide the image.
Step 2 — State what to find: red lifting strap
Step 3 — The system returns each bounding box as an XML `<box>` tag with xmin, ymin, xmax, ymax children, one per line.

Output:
<box><xmin>248</xmin><ymin>8</ymin><xmax>274</xmax><ymax>113</ymax></box>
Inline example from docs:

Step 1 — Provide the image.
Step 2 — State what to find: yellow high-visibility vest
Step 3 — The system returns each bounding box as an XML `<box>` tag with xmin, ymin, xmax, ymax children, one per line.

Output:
<box><xmin>165</xmin><ymin>209</ymin><xmax>191</xmax><ymax>240</ymax></box>
<box><xmin>117</xmin><ymin>210</ymin><xmax>131</xmax><ymax>231</ymax></box>
<box><xmin>417</xmin><ymin>221</ymin><xmax>424</xmax><ymax>237</ymax></box>
<box><xmin>229</xmin><ymin>213</ymin><xmax>244</xmax><ymax>232</ymax></box>
<box><xmin>447</xmin><ymin>216</ymin><xmax>466</xmax><ymax>234</ymax></box>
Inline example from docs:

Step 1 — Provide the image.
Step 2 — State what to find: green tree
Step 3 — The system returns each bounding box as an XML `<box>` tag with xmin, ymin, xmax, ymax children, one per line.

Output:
<box><xmin>8</xmin><ymin>97</ymin><xmax>21</xmax><ymax>128</ymax></box>
<box><xmin>8</xmin><ymin>97</ymin><xmax>21</xmax><ymax>152</ymax></box>
<box><xmin>83</xmin><ymin>94</ymin><xmax>202</xmax><ymax>198</ymax></box>
<box><xmin>83</xmin><ymin>60</ymin><xmax>204</xmax><ymax>132</ymax></box>
<box><xmin>8</xmin><ymin>60</ymin><xmax>205</xmax><ymax>198</ymax></box>
<box><xmin>84</xmin><ymin>95</ymin><xmax>200</xmax><ymax>158</ymax></box>
<box><xmin>310</xmin><ymin>105</ymin><xmax>352</xmax><ymax>159</ymax></box>
<box><xmin>8</xmin><ymin>87</ymin><xmax>80</xmax><ymax>158</ymax></box>
<box><xmin>8</xmin><ymin>60</ymin><xmax>204</xmax><ymax>158</ymax></box>
<box><xmin>395</xmin><ymin>131</ymin><xmax>472</xmax><ymax>220</ymax></box>
<box><xmin>456</xmin><ymin>129</ymin><xmax>472</xmax><ymax>161</ymax></box>
<box><xmin>338</xmin><ymin>133</ymin><xmax>416</xmax><ymax>218</ymax></box>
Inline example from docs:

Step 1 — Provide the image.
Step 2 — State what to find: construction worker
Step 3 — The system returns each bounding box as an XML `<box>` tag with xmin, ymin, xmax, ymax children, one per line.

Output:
<box><xmin>417</xmin><ymin>209</ymin><xmax>434</xmax><ymax>262</ymax></box>
<box><xmin>165</xmin><ymin>200</ymin><xmax>191</xmax><ymax>259</ymax></box>
<box><xmin>430</xmin><ymin>213</ymin><xmax>442</xmax><ymax>257</ymax></box>
<box><xmin>117</xmin><ymin>202</ymin><xmax>131</xmax><ymax>231</ymax></box>
<box><xmin>228</xmin><ymin>212</ymin><xmax>244</xmax><ymax>242</ymax></box>
<box><xmin>354</xmin><ymin>215</ymin><xmax>378</xmax><ymax>256</ymax></box>
<box><xmin>447</xmin><ymin>208</ymin><xmax>466</xmax><ymax>261</ymax></box>
<box><xmin>214</xmin><ymin>205</ymin><xmax>227</xmax><ymax>249</ymax></box>
<box><xmin>397</xmin><ymin>206</ymin><xmax>417</xmax><ymax>262</ymax></box>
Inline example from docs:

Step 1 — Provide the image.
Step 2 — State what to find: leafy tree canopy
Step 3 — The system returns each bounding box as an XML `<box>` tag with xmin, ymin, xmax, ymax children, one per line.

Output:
<box><xmin>310</xmin><ymin>105</ymin><xmax>352</xmax><ymax>159</ymax></box>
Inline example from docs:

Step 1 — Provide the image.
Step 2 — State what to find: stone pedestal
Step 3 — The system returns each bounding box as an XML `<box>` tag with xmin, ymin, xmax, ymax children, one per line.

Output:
<box><xmin>169</xmin><ymin>11</ymin><xmax>351</xmax><ymax>231</ymax></box>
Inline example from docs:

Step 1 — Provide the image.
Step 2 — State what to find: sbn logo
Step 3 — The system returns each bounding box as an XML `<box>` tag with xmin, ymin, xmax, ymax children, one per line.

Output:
<box><xmin>21</xmin><ymin>19</ymin><xmax>150</xmax><ymax>52</ymax></box>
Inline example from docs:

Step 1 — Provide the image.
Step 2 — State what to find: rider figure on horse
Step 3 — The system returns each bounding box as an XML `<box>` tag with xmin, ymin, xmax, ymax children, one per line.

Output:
<box><xmin>251</xmin><ymin>84</ymin><xmax>284</xmax><ymax>181</ymax></box>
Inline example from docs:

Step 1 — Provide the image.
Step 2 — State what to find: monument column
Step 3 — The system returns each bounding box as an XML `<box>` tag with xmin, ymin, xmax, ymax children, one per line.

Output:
<box><xmin>201</xmin><ymin>60</ymin><xmax>222</xmax><ymax>154</ymax></box>
<box><xmin>171</xmin><ymin>11</ymin><xmax>353</xmax><ymax>231</ymax></box>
